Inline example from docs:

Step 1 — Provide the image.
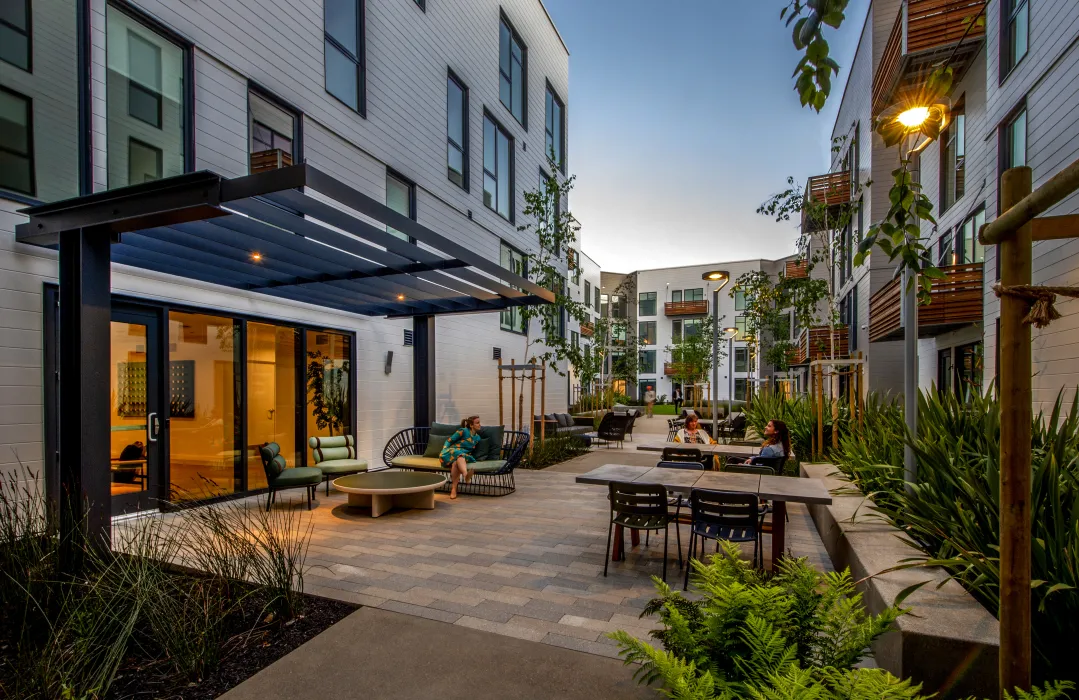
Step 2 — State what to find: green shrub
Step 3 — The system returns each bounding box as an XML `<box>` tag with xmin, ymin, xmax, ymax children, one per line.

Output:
<box><xmin>833</xmin><ymin>388</ymin><xmax>1079</xmax><ymax>684</ymax></box>
<box><xmin>523</xmin><ymin>434</ymin><xmax>589</xmax><ymax>469</ymax></box>
<box><xmin>743</xmin><ymin>392</ymin><xmax>818</xmax><ymax>460</ymax></box>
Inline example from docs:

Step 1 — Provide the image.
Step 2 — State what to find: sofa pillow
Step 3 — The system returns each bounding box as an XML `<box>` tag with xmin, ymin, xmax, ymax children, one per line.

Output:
<box><xmin>475</xmin><ymin>425</ymin><xmax>505</xmax><ymax>461</ymax></box>
<box><xmin>553</xmin><ymin>413</ymin><xmax>568</xmax><ymax>428</ymax></box>
<box><xmin>423</xmin><ymin>433</ymin><xmax>450</xmax><ymax>458</ymax></box>
<box><xmin>430</xmin><ymin>421</ymin><xmax>459</xmax><ymax>436</ymax></box>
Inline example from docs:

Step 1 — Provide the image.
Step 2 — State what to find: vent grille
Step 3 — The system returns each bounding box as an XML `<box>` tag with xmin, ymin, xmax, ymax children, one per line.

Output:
<box><xmin>403</xmin><ymin>329</ymin><xmax>414</xmax><ymax>347</ymax></box>
<box><xmin>492</xmin><ymin>347</ymin><xmax>501</xmax><ymax>360</ymax></box>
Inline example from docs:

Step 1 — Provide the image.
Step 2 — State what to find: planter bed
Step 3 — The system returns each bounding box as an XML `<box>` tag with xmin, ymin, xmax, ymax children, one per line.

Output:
<box><xmin>800</xmin><ymin>463</ymin><xmax>999</xmax><ymax>699</ymax></box>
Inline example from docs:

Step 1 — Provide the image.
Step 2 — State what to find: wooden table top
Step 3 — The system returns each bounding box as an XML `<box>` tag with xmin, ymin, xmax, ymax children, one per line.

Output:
<box><xmin>575</xmin><ymin>464</ymin><xmax>832</xmax><ymax>505</ymax></box>
<box><xmin>636</xmin><ymin>442</ymin><xmax>760</xmax><ymax>457</ymax></box>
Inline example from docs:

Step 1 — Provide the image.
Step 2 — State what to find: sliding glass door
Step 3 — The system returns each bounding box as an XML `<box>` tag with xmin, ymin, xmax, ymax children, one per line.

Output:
<box><xmin>246</xmin><ymin>323</ymin><xmax>300</xmax><ymax>489</ymax></box>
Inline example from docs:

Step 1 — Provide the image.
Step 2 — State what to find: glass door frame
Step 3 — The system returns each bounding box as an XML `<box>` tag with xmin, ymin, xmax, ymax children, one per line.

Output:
<box><xmin>109</xmin><ymin>303</ymin><xmax>167</xmax><ymax>513</ymax></box>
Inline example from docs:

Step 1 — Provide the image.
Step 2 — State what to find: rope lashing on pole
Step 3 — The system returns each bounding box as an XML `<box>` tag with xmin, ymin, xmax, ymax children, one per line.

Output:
<box><xmin>992</xmin><ymin>284</ymin><xmax>1079</xmax><ymax>328</ymax></box>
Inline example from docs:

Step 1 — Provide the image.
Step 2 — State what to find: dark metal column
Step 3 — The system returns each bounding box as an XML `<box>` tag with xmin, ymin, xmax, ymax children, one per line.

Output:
<box><xmin>412</xmin><ymin>315</ymin><xmax>436</xmax><ymax>427</ymax></box>
<box><xmin>58</xmin><ymin>228</ymin><xmax>112</xmax><ymax>568</ymax></box>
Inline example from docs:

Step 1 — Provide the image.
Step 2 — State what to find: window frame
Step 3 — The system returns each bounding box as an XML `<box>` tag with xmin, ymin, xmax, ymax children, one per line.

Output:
<box><xmin>734</xmin><ymin>290</ymin><xmax>746</xmax><ymax>311</ymax></box>
<box><xmin>999</xmin><ymin>0</ymin><xmax>1029</xmax><ymax>83</ymax></box>
<box><xmin>544</xmin><ymin>80</ymin><xmax>566</xmax><ymax>172</ymax></box>
<box><xmin>734</xmin><ymin>347</ymin><xmax>748</xmax><ymax>373</ymax></box>
<box><xmin>997</xmin><ymin>102</ymin><xmax>1027</xmax><ymax>214</ymax></box>
<box><xmin>584</xmin><ymin>279</ymin><xmax>591</xmax><ymax>308</ymax></box>
<box><xmin>538</xmin><ymin>167</ymin><xmax>560</xmax><ymax>251</ymax></box>
<box><xmin>684</xmin><ymin>288</ymin><xmax>704</xmax><ymax>302</ymax></box>
<box><xmin>483</xmin><ymin>111</ymin><xmax>514</xmax><ymax>222</ymax></box>
<box><xmin>105</xmin><ymin>1</ymin><xmax>196</xmax><ymax>178</ymax></box>
<box><xmin>499</xmin><ymin>241</ymin><xmax>527</xmax><ymax>334</ymax></box>
<box><xmin>0</xmin><ymin>0</ymin><xmax>32</xmax><ymax>72</ymax></box>
<box><xmin>128</xmin><ymin>136</ymin><xmax>162</xmax><ymax>184</ymax></box>
<box><xmin>638</xmin><ymin>320</ymin><xmax>656</xmax><ymax>346</ymax></box>
<box><xmin>639</xmin><ymin>349</ymin><xmax>657</xmax><ymax>375</ymax></box>
<box><xmin>638</xmin><ymin>291</ymin><xmax>657</xmax><ymax>317</ymax></box>
<box><xmin>247</xmin><ymin>82</ymin><xmax>303</xmax><ymax>172</ymax></box>
<box><xmin>385</xmin><ymin>169</ymin><xmax>417</xmax><ymax>243</ymax></box>
<box><xmin>498</xmin><ymin>11</ymin><xmax>527</xmax><ymax>128</ymax></box>
<box><xmin>446</xmin><ymin>69</ymin><xmax>469</xmax><ymax>190</ymax></box>
<box><xmin>956</xmin><ymin>206</ymin><xmax>986</xmax><ymax>264</ymax></box>
<box><xmin>324</xmin><ymin>0</ymin><xmax>366</xmax><ymax>116</ymax></box>
<box><xmin>939</xmin><ymin>104</ymin><xmax>966</xmax><ymax>213</ymax></box>
<box><xmin>0</xmin><ymin>86</ymin><xmax>36</xmax><ymax>196</ymax></box>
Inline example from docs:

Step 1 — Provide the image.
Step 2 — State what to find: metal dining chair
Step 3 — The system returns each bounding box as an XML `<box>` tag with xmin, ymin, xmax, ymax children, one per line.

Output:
<box><xmin>683</xmin><ymin>489</ymin><xmax>761</xmax><ymax>591</ymax></box>
<box><xmin>724</xmin><ymin>463</ymin><xmax>775</xmax><ymax>556</ymax></box>
<box><xmin>650</xmin><ymin>460</ymin><xmax>704</xmax><ymax>558</ymax></box>
<box><xmin>605</xmin><ymin>481</ymin><xmax>678</xmax><ymax>582</ymax></box>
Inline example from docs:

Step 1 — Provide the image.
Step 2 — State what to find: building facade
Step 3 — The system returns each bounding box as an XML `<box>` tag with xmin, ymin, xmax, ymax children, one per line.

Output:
<box><xmin>0</xmin><ymin>0</ymin><xmax>572</xmax><ymax>508</ymax></box>
<box><xmin>819</xmin><ymin>0</ymin><xmax>1079</xmax><ymax>412</ymax></box>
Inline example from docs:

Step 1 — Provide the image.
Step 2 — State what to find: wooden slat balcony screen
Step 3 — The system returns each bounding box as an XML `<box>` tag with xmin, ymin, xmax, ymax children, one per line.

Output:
<box><xmin>801</xmin><ymin>171</ymin><xmax>852</xmax><ymax>232</ymax></box>
<box><xmin>579</xmin><ymin>321</ymin><xmax>594</xmax><ymax>337</ymax></box>
<box><xmin>868</xmin><ymin>262</ymin><xmax>983</xmax><ymax>342</ymax></box>
<box><xmin>664</xmin><ymin>300</ymin><xmax>708</xmax><ymax>316</ymax></box>
<box><xmin>872</xmin><ymin>0</ymin><xmax>987</xmax><ymax>115</ymax></box>
<box><xmin>250</xmin><ymin>148</ymin><xmax>293</xmax><ymax>174</ymax></box>
<box><xmin>793</xmin><ymin>326</ymin><xmax>848</xmax><ymax>365</ymax></box>
<box><xmin>663</xmin><ymin>362</ymin><xmax>683</xmax><ymax>376</ymax></box>
<box><xmin>785</xmin><ymin>260</ymin><xmax>809</xmax><ymax>279</ymax></box>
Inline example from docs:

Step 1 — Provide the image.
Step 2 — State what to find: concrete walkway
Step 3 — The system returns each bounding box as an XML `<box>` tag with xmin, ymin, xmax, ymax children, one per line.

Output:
<box><xmin>221</xmin><ymin>606</ymin><xmax>654</xmax><ymax>700</ymax></box>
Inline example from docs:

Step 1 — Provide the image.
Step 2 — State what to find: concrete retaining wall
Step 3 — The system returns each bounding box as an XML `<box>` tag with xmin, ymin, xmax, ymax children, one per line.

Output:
<box><xmin>801</xmin><ymin>463</ymin><xmax>999</xmax><ymax>698</ymax></box>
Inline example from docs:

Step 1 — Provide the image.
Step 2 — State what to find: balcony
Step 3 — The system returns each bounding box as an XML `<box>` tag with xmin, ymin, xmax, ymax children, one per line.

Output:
<box><xmin>792</xmin><ymin>326</ymin><xmax>849</xmax><ymax>365</ymax></box>
<box><xmin>785</xmin><ymin>259</ymin><xmax>809</xmax><ymax>279</ymax></box>
<box><xmin>250</xmin><ymin>148</ymin><xmax>293</xmax><ymax>174</ymax></box>
<box><xmin>579</xmin><ymin>321</ymin><xmax>594</xmax><ymax>338</ymax></box>
<box><xmin>663</xmin><ymin>362</ymin><xmax>683</xmax><ymax>376</ymax></box>
<box><xmin>872</xmin><ymin>0</ymin><xmax>986</xmax><ymax>116</ymax></box>
<box><xmin>869</xmin><ymin>263</ymin><xmax>983</xmax><ymax>342</ymax></box>
<box><xmin>664</xmin><ymin>300</ymin><xmax>708</xmax><ymax>316</ymax></box>
<box><xmin>801</xmin><ymin>171</ymin><xmax>852</xmax><ymax>232</ymax></box>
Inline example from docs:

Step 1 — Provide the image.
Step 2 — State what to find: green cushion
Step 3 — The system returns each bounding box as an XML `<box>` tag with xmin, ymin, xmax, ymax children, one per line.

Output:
<box><xmin>423</xmin><ymin>433</ymin><xmax>450</xmax><ymax>458</ymax></box>
<box><xmin>315</xmin><ymin>459</ymin><xmax>368</xmax><ymax>475</ymax></box>
<box><xmin>269</xmin><ymin>467</ymin><xmax>322</xmax><ymax>487</ymax></box>
<box><xmin>391</xmin><ymin>455</ymin><xmax>445</xmax><ymax>471</ymax></box>
<box><xmin>475</xmin><ymin>425</ymin><xmax>504</xmax><ymax>461</ymax></box>
<box><xmin>430</xmin><ymin>422</ymin><xmax>459</xmax><ymax>436</ymax></box>
<box><xmin>308</xmin><ymin>435</ymin><xmax>354</xmax><ymax>449</ymax></box>
<box><xmin>470</xmin><ymin>460</ymin><xmax>507</xmax><ymax>473</ymax></box>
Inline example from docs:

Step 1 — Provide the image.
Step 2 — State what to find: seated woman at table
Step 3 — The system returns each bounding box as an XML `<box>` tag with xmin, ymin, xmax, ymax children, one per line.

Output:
<box><xmin>439</xmin><ymin>415</ymin><xmax>481</xmax><ymax>499</ymax></box>
<box><xmin>730</xmin><ymin>419</ymin><xmax>791</xmax><ymax>467</ymax></box>
<box><xmin>674</xmin><ymin>413</ymin><xmax>716</xmax><ymax>445</ymax></box>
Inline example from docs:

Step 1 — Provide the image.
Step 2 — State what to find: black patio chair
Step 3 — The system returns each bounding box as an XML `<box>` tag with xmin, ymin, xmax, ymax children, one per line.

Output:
<box><xmin>662</xmin><ymin>446</ymin><xmax>703</xmax><ymax>463</ymax></box>
<box><xmin>726</xmin><ymin>454</ymin><xmax>788</xmax><ymax>474</ymax></box>
<box><xmin>604</xmin><ymin>481</ymin><xmax>678</xmax><ymax>582</ymax></box>
<box><xmin>666</xmin><ymin>418</ymin><xmax>684</xmax><ymax>442</ymax></box>
<box><xmin>684</xmin><ymin>489</ymin><xmax>761</xmax><ymax>590</ymax></box>
<box><xmin>590</xmin><ymin>412</ymin><xmax>631</xmax><ymax>448</ymax></box>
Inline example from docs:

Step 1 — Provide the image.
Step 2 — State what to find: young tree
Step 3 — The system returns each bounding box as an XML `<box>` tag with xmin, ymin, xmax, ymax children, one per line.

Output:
<box><xmin>664</xmin><ymin>316</ymin><xmax>726</xmax><ymax>413</ymax></box>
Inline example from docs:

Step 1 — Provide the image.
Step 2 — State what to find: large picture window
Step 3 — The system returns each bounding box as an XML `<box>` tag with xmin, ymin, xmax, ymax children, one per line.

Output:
<box><xmin>957</xmin><ymin>208</ymin><xmax>986</xmax><ymax>264</ymax></box>
<box><xmin>0</xmin><ymin>87</ymin><xmax>34</xmax><ymax>195</ymax></box>
<box><xmin>499</xmin><ymin>14</ymin><xmax>526</xmax><ymax>126</ymax></box>
<box><xmin>500</xmin><ymin>242</ymin><xmax>526</xmax><ymax>333</ymax></box>
<box><xmin>638</xmin><ymin>321</ymin><xmax>656</xmax><ymax>345</ymax></box>
<box><xmin>940</xmin><ymin>107</ymin><xmax>965</xmax><ymax>211</ymax></box>
<box><xmin>249</xmin><ymin>89</ymin><xmax>297</xmax><ymax>173</ymax></box>
<box><xmin>1000</xmin><ymin>0</ymin><xmax>1028</xmax><ymax>79</ymax></box>
<box><xmin>638</xmin><ymin>292</ymin><xmax>656</xmax><ymax>317</ymax></box>
<box><xmin>105</xmin><ymin>4</ymin><xmax>187</xmax><ymax>189</ymax></box>
<box><xmin>545</xmin><ymin>84</ymin><xmax>565</xmax><ymax>170</ymax></box>
<box><xmin>484</xmin><ymin>114</ymin><xmax>513</xmax><ymax>220</ymax></box>
<box><xmin>325</xmin><ymin>0</ymin><xmax>365</xmax><ymax>114</ymax></box>
<box><xmin>386</xmin><ymin>171</ymin><xmax>415</xmax><ymax>242</ymax></box>
<box><xmin>0</xmin><ymin>0</ymin><xmax>31</xmax><ymax>71</ymax></box>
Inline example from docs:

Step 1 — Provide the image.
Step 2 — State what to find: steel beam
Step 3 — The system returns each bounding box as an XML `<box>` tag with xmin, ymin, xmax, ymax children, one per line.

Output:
<box><xmin>413</xmin><ymin>316</ymin><xmax>436</xmax><ymax>427</ymax></box>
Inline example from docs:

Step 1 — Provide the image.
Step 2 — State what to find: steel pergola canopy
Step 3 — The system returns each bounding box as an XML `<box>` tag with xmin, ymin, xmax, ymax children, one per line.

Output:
<box><xmin>15</xmin><ymin>164</ymin><xmax>554</xmax><ymax>318</ymax></box>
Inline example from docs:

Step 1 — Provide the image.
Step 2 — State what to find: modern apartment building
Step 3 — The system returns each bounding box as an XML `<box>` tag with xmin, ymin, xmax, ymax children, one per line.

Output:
<box><xmin>817</xmin><ymin>0</ymin><xmax>1079</xmax><ymax>411</ymax></box>
<box><xmin>0</xmin><ymin>0</ymin><xmax>572</xmax><ymax>510</ymax></box>
<box><xmin>591</xmin><ymin>258</ymin><xmax>798</xmax><ymax>404</ymax></box>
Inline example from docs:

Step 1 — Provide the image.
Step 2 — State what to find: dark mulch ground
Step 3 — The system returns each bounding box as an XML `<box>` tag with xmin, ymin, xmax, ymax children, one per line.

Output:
<box><xmin>105</xmin><ymin>591</ymin><xmax>359</xmax><ymax>700</ymax></box>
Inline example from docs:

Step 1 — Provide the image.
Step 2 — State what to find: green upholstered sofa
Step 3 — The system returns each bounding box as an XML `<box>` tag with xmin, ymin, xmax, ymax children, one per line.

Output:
<box><xmin>259</xmin><ymin>442</ymin><xmax>322</xmax><ymax>511</ymax></box>
<box><xmin>308</xmin><ymin>435</ymin><xmax>369</xmax><ymax>494</ymax></box>
<box><xmin>382</xmin><ymin>424</ymin><xmax>530</xmax><ymax>496</ymax></box>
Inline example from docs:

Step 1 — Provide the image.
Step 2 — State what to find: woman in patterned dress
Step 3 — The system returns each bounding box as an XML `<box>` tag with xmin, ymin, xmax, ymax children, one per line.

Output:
<box><xmin>440</xmin><ymin>415</ymin><xmax>481</xmax><ymax>499</ymax></box>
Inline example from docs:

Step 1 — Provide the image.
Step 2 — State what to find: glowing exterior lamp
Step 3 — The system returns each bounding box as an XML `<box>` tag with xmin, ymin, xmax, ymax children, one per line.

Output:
<box><xmin>701</xmin><ymin>271</ymin><xmax>730</xmax><ymax>431</ymax></box>
<box><xmin>722</xmin><ymin>328</ymin><xmax>739</xmax><ymax>419</ymax></box>
<box><xmin>251</xmin><ymin>252</ymin><xmax>263</xmax><ymax>261</ymax></box>
<box><xmin>896</xmin><ymin>106</ymin><xmax>930</xmax><ymax>128</ymax></box>
<box><xmin>702</xmin><ymin>270</ymin><xmax>730</xmax><ymax>287</ymax></box>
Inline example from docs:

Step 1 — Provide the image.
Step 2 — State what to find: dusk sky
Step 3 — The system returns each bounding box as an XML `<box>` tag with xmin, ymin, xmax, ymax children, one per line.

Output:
<box><xmin>542</xmin><ymin>0</ymin><xmax>871</xmax><ymax>272</ymax></box>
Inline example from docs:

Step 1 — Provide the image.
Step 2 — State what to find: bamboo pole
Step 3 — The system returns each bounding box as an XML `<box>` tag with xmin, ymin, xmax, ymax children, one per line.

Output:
<box><xmin>831</xmin><ymin>369</ymin><xmax>839</xmax><ymax>452</ymax></box>
<box><xmin>815</xmin><ymin>364</ymin><xmax>824</xmax><ymax>459</ymax></box>
<box><xmin>529</xmin><ymin>364</ymin><xmax>536</xmax><ymax>455</ymax></box>
<box><xmin>998</xmin><ymin>166</ymin><xmax>1034</xmax><ymax>695</ymax></box>
<box><xmin>540</xmin><ymin>365</ymin><xmax>546</xmax><ymax>443</ymax></box>
<box><xmin>510</xmin><ymin>360</ymin><xmax>516</xmax><ymax>433</ymax></box>
<box><xmin>980</xmin><ymin>157</ymin><xmax>1079</xmax><ymax>245</ymax></box>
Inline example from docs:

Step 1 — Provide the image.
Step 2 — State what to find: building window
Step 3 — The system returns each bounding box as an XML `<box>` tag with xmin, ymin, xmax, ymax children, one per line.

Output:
<box><xmin>1001</xmin><ymin>107</ymin><xmax>1026</xmax><ymax>173</ymax></box>
<box><xmin>734</xmin><ymin>347</ymin><xmax>748</xmax><ymax>373</ymax></box>
<box><xmin>483</xmin><ymin>113</ymin><xmax>513</xmax><ymax>220</ymax></box>
<box><xmin>638</xmin><ymin>321</ymin><xmax>656</xmax><ymax>345</ymax></box>
<box><xmin>1000</xmin><ymin>0</ymin><xmax>1028</xmax><ymax>80</ymax></box>
<box><xmin>937</xmin><ymin>230</ymin><xmax>955</xmax><ymax>266</ymax></box>
<box><xmin>128</xmin><ymin>138</ymin><xmax>161</xmax><ymax>184</ymax></box>
<box><xmin>734</xmin><ymin>290</ymin><xmax>746</xmax><ymax>311</ymax></box>
<box><xmin>499</xmin><ymin>14</ymin><xmax>526</xmax><ymax>126</ymax></box>
<box><xmin>545</xmin><ymin>83</ymin><xmax>565</xmax><ymax>171</ymax></box>
<box><xmin>734</xmin><ymin>316</ymin><xmax>747</xmax><ymax>339</ymax></box>
<box><xmin>1</xmin><ymin>0</ymin><xmax>31</xmax><ymax>71</ymax></box>
<box><xmin>638</xmin><ymin>292</ymin><xmax>656</xmax><ymax>317</ymax></box>
<box><xmin>774</xmin><ymin>312</ymin><xmax>791</xmax><ymax>343</ymax></box>
<box><xmin>386</xmin><ymin>171</ymin><xmax>415</xmax><ymax>242</ymax></box>
<box><xmin>938</xmin><ymin>348</ymin><xmax>953</xmax><ymax>395</ymax></box>
<box><xmin>539</xmin><ymin>169</ymin><xmax>560</xmax><ymax>245</ymax></box>
<box><xmin>500</xmin><ymin>242</ymin><xmax>526</xmax><ymax>333</ymax></box>
<box><xmin>957</xmin><ymin>208</ymin><xmax>986</xmax><ymax>264</ymax></box>
<box><xmin>600</xmin><ymin>293</ymin><xmax>608</xmax><ymax>317</ymax></box>
<box><xmin>447</xmin><ymin>71</ymin><xmax>467</xmax><ymax>189</ymax></box>
<box><xmin>940</xmin><ymin>107</ymin><xmax>965</xmax><ymax>211</ymax></box>
<box><xmin>684</xmin><ymin>288</ymin><xmax>704</xmax><ymax>302</ymax></box>
<box><xmin>584</xmin><ymin>280</ymin><xmax>591</xmax><ymax>308</ymax></box>
<box><xmin>249</xmin><ymin>90</ymin><xmax>296</xmax><ymax>173</ymax></box>
<box><xmin>594</xmin><ymin>286</ymin><xmax>600</xmax><ymax>311</ymax></box>
<box><xmin>956</xmin><ymin>341</ymin><xmax>983</xmax><ymax>401</ymax></box>
<box><xmin>571</xmin><ymin>330</ymin><xmax>579</xmax><ymax>348</ymax></box>
<box><xmin>324</xmin><ymin>0</ymin><xmax>364</xmax><ymax>114</ymax></box>
<box><xmin>0</xmin><ymin>87</ymin><xmax>34</xmax><ymax>195</ymax></box>
<box><xmin>106</xmin><ymin>5</ymin><xmax>187</xmax><ymax>189</ymax></box>
<box><xmin>673</xmin><ymin>319</ymin><xmax>702</xmax><ymax>341</ymax></box>
<box><xmin>849</xmin><ymin>287</ymin><xmax>858</xmax><ymax>352</ymax></box>
<box><xmin>639</xmin><ymin>350</ymin><xmax>656</xmax><ymax>375</ymax></box>
<box><xmin>734</xmin><ymin>378</ymin><xmax>748</xmax><ymax>401</ymax></box>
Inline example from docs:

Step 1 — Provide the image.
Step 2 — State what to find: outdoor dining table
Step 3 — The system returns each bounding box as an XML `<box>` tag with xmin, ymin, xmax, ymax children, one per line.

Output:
<box><xmin>636</xmin><ymin>441</ymin><xmax>760</xmax><ymax>460</ymax></box>
<box><xmin>576</xmin><ymin>464</ymin><xmax>832</xmax><ymax>571</ymax></box>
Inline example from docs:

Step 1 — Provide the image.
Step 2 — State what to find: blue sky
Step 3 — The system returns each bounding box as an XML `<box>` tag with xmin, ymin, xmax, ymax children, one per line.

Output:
<box><xmin>541</xmin><ymin>0</ymin><xmax>870</xmax><ymax>271</ymax></box>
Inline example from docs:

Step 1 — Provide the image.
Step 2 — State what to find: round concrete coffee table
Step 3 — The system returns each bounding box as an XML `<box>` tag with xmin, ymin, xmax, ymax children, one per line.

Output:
<box><xmin>333</xmin><ymin>471</ymin><xmax>447</xmax><ymax>517</ymax></box>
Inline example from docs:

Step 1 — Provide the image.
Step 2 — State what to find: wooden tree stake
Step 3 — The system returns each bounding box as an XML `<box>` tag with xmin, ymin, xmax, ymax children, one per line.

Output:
<box><xmin>498</xmin><ymin>363</ymin><xmax>504</xmax><ymax>428</ymax></box>
<box><xmin>998</xmin><ymin>166</ymin><xmax>1034</xmax><ymax>695</ymax></box>
<box><xmin>510</xmin><ymin>360</ymin><xmax>516</xmax><ymax>433</ymax></box>
<box><xmin>540</xmin><ymin>364</ymin><xmax>547</xmax><ymax>443</ymax></box>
